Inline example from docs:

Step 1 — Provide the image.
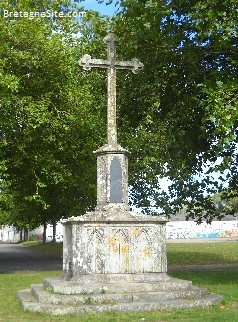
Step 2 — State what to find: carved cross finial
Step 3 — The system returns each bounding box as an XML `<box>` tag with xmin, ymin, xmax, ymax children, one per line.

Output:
<box><xmin>79</xmin><ymin>33</ymin><xmax>143</xmax><ymax>145</ymax></box>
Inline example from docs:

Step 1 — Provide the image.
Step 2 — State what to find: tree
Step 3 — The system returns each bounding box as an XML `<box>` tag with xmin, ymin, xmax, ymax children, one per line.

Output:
<box><xmin>212</xmin><ymin>191</ymin><xmax>238</xmax><ymax>215</ymax></box>
<box><xmin>2</xmin><ymin>0</ymin><xmax>237</xmax><ymax>228</ymax></box>
<box><xmin>94</xmin><ymin>0</ymin><xmax>238</xmax><ymax>222</ymax></box>
<box><xmin>0</xmin><ymin>1</ymin><xmax>111</xmax><ymax>232</ymax></box>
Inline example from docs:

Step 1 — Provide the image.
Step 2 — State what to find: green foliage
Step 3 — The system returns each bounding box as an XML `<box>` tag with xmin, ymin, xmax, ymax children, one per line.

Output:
<box><xmin>103</xmin><ymin>0</ymin><xmax>238</xmax><ymax>222</ymax></box>
<box><xmin>1</xmin><ymin>0</ymin><xmax>238</xmax><ymax>225</ymax></box>
<box><xmin>212</xmin><ymin>191</ymin><xmax>238</xmax><ymax>214</ymax></box>
<box><xmin>0</xmin><ymin>1</ymin><xmax>111</xmax><ymax>228</ymax></box>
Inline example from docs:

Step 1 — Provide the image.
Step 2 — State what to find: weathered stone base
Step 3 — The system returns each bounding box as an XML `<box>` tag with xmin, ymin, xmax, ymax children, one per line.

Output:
<box><xmin>62</xmin><ymin>211</ymin><xmax>168</xmax><ymax>278</ymax></box>
<box><xmin>18</xmin><ymin>273</ymin><xmax>223</xmax><ymax>315</ymax></box>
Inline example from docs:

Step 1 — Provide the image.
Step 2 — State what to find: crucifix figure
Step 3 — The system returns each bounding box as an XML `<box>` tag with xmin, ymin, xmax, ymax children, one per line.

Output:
<box><xmin>79</xmin><ymin>33</ymin><xmax>143</xmax><ymax>145</ymax></box>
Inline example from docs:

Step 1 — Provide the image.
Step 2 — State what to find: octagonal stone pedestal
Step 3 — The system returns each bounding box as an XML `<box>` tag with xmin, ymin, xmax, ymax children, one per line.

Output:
<box><xmin>62</xmin><ymin>210</ymin><xmax>167</xmax><ymax>280</ymax></box>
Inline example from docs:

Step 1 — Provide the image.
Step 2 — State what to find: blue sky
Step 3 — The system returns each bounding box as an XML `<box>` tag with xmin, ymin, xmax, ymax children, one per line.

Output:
<box><xmin>79</xmin><ymin>0</ymin><xmax>118</xmax><ymax>15</ymax></box>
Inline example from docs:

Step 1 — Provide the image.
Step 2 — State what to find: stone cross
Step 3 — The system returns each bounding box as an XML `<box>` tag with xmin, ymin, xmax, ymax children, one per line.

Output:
<box><xmin>79</xmin><ymin>33</ymin><xmax>143</xmax><ymax>145</ymax></box>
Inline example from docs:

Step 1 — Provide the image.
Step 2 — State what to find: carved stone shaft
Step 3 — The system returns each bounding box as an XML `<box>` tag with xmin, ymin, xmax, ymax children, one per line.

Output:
<box><xmin>78</xmin><ymin>33</ymin><xmax>143</xmax><ymax>210</ymax></box>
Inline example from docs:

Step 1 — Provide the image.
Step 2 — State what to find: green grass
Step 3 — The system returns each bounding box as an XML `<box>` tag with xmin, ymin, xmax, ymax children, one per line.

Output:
<box><xmin>1</xmin><ymin>241</ymin><xmax>238</xmax><ymax>322</ymax></box>
<box><xmin>21</xmin><ymin>241</ymin><xmax>63</xmax><ymax>257</ymax></box>
<box><xmin>167</xmin><ymin>242</ymin><xmax>238</xmax><ymax>266</ymax></box>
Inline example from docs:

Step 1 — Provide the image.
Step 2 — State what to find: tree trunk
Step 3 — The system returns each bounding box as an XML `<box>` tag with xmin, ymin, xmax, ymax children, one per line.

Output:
<box><xmin>52</xmin><ymin>220</ymin><xmax>56</xmax><ymax>244</ymax></box>
<box><xmin>24</xmin><ymin>228</ymin><xmax>28</xmax><ymax>241</ymax></box>
<box><xmin>42</xmin><ymin>222</ymin><xmax>47</xmax><ymax>244</ymax></box>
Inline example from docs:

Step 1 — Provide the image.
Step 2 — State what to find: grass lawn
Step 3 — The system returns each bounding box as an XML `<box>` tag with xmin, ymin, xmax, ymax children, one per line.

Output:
<box><xmin>0</xmin><ymin>241</ymin><xmax>237</xmax><ymax>322</ymax></box>
<box><xmin>21</xmin><ymin>241</ymin><xmax>63</xmax><ymax>258</ymax></box>
<box><xmin>167</xmin><ymin>241</ymin><xmax>238</xmax><ymax>266</ymax></box>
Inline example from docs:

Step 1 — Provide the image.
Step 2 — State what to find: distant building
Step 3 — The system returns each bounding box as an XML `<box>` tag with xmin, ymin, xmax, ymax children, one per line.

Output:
<box><xmin>0</xmin><ymin>224</ymin><xmax>63</xmax><ymax>242</ymax></box>
<box><xmin>1</xmin><ymin>225</ymin><xmax>19</xmax><ymax>242</ymax></box>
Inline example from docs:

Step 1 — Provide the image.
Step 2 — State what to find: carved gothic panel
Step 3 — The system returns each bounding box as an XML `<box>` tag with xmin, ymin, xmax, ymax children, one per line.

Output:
<box><xmin>132</xmin><ymin>227</ymin><xmax>153</xmax><ymax>273</ymax></box>
<box><xmin>86</xmin><ymin>228</ymin><xmax>105</xmax><ymax>274</ymax></box>
<box><xmin>108</xmin><ymin>228</ymin><xmax>130</xmax><ymax>273</ymax></box>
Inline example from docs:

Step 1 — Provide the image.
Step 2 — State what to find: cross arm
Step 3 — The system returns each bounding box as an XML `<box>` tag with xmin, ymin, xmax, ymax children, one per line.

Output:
<box><xmin>114</xmin><ymin>58</ymin><xmax>144</xmax><ymax>74</ymax></box>
<box><xmin>79</xmin><ymin>54</ymin><xmax>144</xmax><ymax>74</ymax></box>
<box><xmin>79</xmin><ymin>54</ymin><xmax>109</xmax><ymax>71</ymax></box>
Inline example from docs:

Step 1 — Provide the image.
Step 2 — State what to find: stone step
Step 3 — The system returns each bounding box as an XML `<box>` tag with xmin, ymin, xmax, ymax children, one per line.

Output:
<box><xmin>18</xmin><ymin>290</ymin><xmax>76</xmax><ymax>315</ymax></box>
<box><xmin>132</xmin><ymin>286</ymin><xmax>207</xmax><ymax>302</ymax></box>
<box><xmin>18</xmin><ymin>289</ymin><xmax>223</xmax><ymax>316</ymax></box>
<box><xmin>31</xmin><ymin>284</ymin><xmax>208</xmax><ymax>306</ymax></box>
<box><xmin>69</xmin><ymin>273</ymin><xmax>170</xmax><ymax>283</ymax></box>
<box><xmin>31</xmin><ymin>284</ymin><xmax>132</xmax><ymax>305</ymax></box>
<box><xmin>43</xmin><ymin>277</ymin><xmax>193</xmax><ymax>295</ymax></box>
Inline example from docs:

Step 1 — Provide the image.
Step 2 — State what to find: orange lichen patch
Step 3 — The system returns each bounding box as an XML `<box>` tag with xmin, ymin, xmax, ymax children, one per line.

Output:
<box><xmin>121</xmin><ymin>244</ymin><xmax>129</xmax><ymax>254</ymax></box>
<box><xmin>143</xmin><ymin>248</ymin><xmax>151</xmax><ymax>258</ymax></box>
<box><xmin>134</xmin><ymin>227</ymin><xmax>141</xmax><ymax>236</ymax></box>
<box><xmin>108</xmin><ymin>237</ymin><xmax>119</xmax><ymax>253</ymax></box>
<box><xmin>108</xmin><ymin>237</ymin><xmax>129</xmax><ymax>255</ymax></box>
<box><xmin>124</xmin><ymin>257</ymin><xmax>129</xmax><ymax>265</ymax></box>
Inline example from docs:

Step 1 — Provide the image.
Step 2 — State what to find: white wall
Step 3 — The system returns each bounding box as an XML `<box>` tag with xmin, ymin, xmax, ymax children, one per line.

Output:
<box><xmin>166</xmin><ymin>220</ymin><xmax>238</xmax><ymax>239</ymax></box>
